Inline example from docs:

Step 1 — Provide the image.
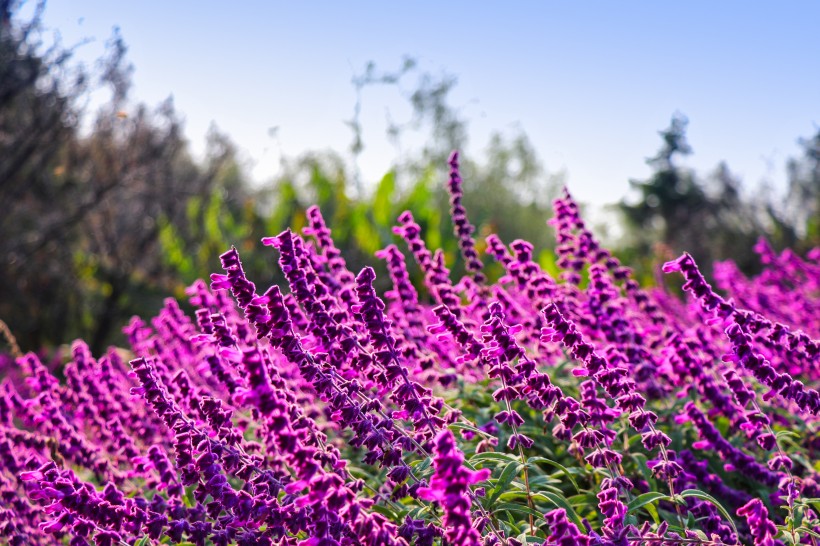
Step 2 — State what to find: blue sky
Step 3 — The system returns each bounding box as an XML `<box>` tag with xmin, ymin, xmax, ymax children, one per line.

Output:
<box><xmin>39</xmin><ymin>1</ymin><xmax>820</xmax><ymax>209</ymax></box>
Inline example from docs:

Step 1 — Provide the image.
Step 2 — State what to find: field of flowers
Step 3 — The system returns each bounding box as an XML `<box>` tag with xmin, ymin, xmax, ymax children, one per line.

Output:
<box><xmin>1</xmin><ymin>152</ymin><xmax>819</xmax><ymax>546</ymax></box>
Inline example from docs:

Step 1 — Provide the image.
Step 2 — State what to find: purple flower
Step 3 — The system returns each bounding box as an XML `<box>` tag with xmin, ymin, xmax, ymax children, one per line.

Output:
<box><xmin>417</xmin><ymin>430</ymin><xmax>488</xmax><ymax>546</ymax></box>
<box><xmin>445</xmin><ymin>151</ymin><xmax>485</xmax><ymax>283</ymax></box>
<box><xmin>544</xmin><ymin>508</ymin><xmax>590</xmax><ymax>546</ymax></box>
<box><xmin>736</xmin><ymin>499</ymin><xmax>777</xmax><ymax>546</ymax></box>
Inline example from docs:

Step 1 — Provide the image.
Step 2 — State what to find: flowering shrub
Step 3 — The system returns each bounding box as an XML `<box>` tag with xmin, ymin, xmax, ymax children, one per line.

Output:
<box><xmin>1</xmin><ymin>151</ymin><xmax>819</xmax><ymax>546</ymax></box>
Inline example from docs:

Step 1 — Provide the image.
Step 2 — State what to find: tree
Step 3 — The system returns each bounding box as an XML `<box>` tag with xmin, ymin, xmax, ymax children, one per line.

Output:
<box><xmin>346</xmin><ymin>59</ymin><xmax>561</xmax><ymax>267</ymax></box>
<box><xmin>619</xmin><ymin>115</ymin><xmax>764</xmax><ymax>275</ymax></box>
<box><xmin>619</xmin><ymin>115</ymin><xmax>700</xmax><ymax>250</ymax></box>
<box><xmin>779</xmin><ymin>129</ymin><xmax>820</xmax><ymax>251</ymax></box>
<box><xmin>0</xmin><ymin>0</ymin><xmax>93</xmax><ymax>348</ymax></box>
<box><xmin>0</xmin><ymin>3</ymin><xmax>249</xmax><ymax>351</ymax></box>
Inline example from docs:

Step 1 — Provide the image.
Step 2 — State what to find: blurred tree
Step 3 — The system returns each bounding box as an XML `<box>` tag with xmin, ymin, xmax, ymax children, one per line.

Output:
<box><xmin>74</xmin><ymin>97</ymin><xmax>200</xmax><ymax>352</ymax></box>
<box><xmin>0</xmin><ymin>0</ymin><xmax>93</xmax><ymax>349</ymax></box>
<box><xmin>157</xmin><ymin>126</ymin><xmax>259</xmax><ymax>286</ymax></box>
<box><xmin>344</xmin><ymin>58</ymin><xmax>561</xmax><ymax>280</ymax></box>
<box><xmin>619</xmin><ymin>114</ymin><xmax>700</xmax><ymax>253</ymax></box>
<box><xmin>348</xmin><ymin>56</ymin><xmax>416</xmax><ymax>195</ymax></box>
<box><xmin>618</xmin><ymin>114</ymin><xmax>765</xmax><ymax>275</ymax></box>
<box><xmin>460</xmin><ymin>131</ymin><xmax>563</xmax><ymax>254</ymax></box>
<box><xmin>0</xmin><ymin>3</ymin><xmax>247</xmax><ymax>352</ymax></box>
<box><xmin>779</xmin><ymin>129</ymin><xmax>820</xmax><ymax>251</ymax></box>
<box><xmin>72</xmin><ymin>34</ymin><xmax>256</xmax><ymax>353</ymax></box>
<box><xmin>701</xmin><ymin>161</ymin><xmax>766</xmax><ymax>273</ymax></box>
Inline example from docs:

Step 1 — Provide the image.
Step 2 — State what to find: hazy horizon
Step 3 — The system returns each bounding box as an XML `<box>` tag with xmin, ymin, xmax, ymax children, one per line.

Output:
<box><xmin>38</xmin><ymin>1</ymin><xmax>820</xmax><ymax>210</ymax></box>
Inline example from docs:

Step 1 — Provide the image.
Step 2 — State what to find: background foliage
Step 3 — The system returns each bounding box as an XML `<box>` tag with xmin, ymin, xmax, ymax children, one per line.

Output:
<box><xmin>1</xmin><ymin>1</ymin><xmax>818</xmax><ymax>353</ymax></box>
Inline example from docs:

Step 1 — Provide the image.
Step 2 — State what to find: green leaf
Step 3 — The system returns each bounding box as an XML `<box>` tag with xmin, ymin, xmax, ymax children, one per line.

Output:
<box><xmin>685</xmin><ymin>511</ymin><xmax>697</xmax><ymax>529</ymax></box>
<box><xmin>537</xmin><ymin>249</ymin><xmax>560</xmax><ymax>278</ymax></box>
<box><xmin>644</xmin><ymin>503</ymin><xmax>661</xmax><ymax>524</ymax></box>
<box><xmin>406</xmin><ymin>505</ymin><xmax>433</xmax><ymax>521</ymax></box>
<box><xmin>469</xmin><ymin>452</ymin><xmax>519</xmax><ymax>467</ymax></box>
<box><xmin>205</xmin><ymin>191</ymin><xmax>224</xmax><ymax>242</ymax></box>
<box><xmin>629</xmin><ymin>452</ymin><xmax>653</xmax><ymax>483</ymax></box>
<box><xmin>267</xmin><ymin>180</ymin><xmax>298</xmax><ymax>233</ymax></box>
<box><xmin>310</xmin><ymin>164</ymin><xmax>334</xmax><ymax>205</ymax></box>
<box><xmin>183</xmin><ymin>484</ymin><xmax>197</xmax><ymax>508</ymax></box>
<box><xmin>796</xmin><ymin>526</ymin><xmax>820</xmax><ymax>539</ymax></box>
<box><xmin>373</xmin><ymin>170</ymin><xmax>395</xmax><ymax>227</ymax></box>
<box><xmin>497</xmin><ymin>490</ymin><xmax>531</xmax><ymax>502</ymax></box>
<box><xmin>351</xmin><ymin>204</ymin><xmax>381</xmax><ymax>254</ymax></box>
<box><xmin>504</xmin><ymin>511</ymin><xmax>522</xmax><ymax>535</ymax></box>
<box><xmin>495</xmin><ymin>501</ymin><xmax>542</xmax><ymax>519</ymax></box>
<box><xmin>535</xmin><ymin>491</ymin><xmax>585</xmax><ymax>530</ymax></box>
<box><xmin>370</xmin><ymin>503</ymin><xmax>399</xmax><ymax>520</ymax></box>
<box><xmin>627</xmin><ymin>492</ymin><xmax>671</xmax><ymax>514</ymax></box>
<box><xmin>679</xmin><ymin>489</ymin><xmax>738</xmax><ymax>537</ymax></box>
<box><xmin>527</xmin><ymin>456</ymin><xmax>581</xmax><ymax>493</ymax></box>
<box><xmin>567</xmin><ymin>492</ymin><xmax>598</xmax><ymax>508</ymax></box>
<box><xmin>688</xmin><ymin>529</ymin><xmax>709</xmax><ymax>541</ymax></box>
<box><xmin>488</xmin><ymin>460</ymin><xmax>524</xmax><ymax>505</ymax></box>
<box><xmin>449</xmin><ymin>421</ymin><xmax>494</xmax><ymax>438</ymax></box>
<box><xmin>157</xmin><ymin>216</ymin><xmax>195</xmax><ymax>280</ymax></box>
<box><xmin>410</xmin><ymin>456</ymin><xmax>433</xmax><ymax>473</ymax></box>
<box><xmin>133</xmin><ymin>538</ymin><xmax>151</xmax><ymax>546</ymax></box>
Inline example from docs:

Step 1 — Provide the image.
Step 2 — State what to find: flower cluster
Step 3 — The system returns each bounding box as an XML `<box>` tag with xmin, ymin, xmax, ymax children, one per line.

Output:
<box><xmin>1</xmin><ymin>151</ymin><xmax>818</xmax><ymax>546</ymax></box>
<box><xmin>445</xmin><ymin>151</ymin><xmax>485</xmax><ymax>284</ymax></box>
<box><xmin>417</xmin><ymin>430</ymin><xmax>489</xmax><ymax>546</ymax></box>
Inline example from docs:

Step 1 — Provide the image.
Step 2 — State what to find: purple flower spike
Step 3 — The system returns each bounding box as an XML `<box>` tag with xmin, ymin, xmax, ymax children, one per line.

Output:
<box><xmin>418</xmin><ymin>430</ymin><xmax>488</xmax><ymax>546</ymax></box>
<box><xmin>544</xmin><ymin>508</ymin><xmax>590</xmax><ymax>545</ymax></box>
<box><xmin>737</xmin><ymin>499</ymin><xmax>777</xmax><ymax>546</ymax></box>
<box><xmin>211</xmin><ymin>247</ymin><xmax>257</xmax><ymax>308</ymax></box>
<box><xmin>446</xmin><ymin>151</ymin><xmax>485</xmax><ymax>284</ymax></box>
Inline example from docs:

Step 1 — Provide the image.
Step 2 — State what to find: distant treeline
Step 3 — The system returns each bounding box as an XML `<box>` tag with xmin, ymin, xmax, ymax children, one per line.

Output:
<box><xmin>1</xmin><ymin>1</ymin><xmax>818</xmax><ymax>353</ymax></box>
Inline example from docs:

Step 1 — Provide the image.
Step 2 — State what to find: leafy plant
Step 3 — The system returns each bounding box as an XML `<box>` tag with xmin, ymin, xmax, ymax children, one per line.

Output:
<box><xmin>2</xmin><ymin>152</ymin><xmax>819</xmax><ymax>546</ymax></box>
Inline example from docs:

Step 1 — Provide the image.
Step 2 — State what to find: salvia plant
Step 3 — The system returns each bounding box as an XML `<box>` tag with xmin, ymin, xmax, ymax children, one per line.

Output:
<box><xmin>1</xmin><ymin>151</ymin><xmax>820</xmax><ymax>546</ymax></box>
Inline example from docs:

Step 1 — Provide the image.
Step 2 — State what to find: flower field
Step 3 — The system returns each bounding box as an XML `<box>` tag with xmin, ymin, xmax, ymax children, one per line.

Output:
<box><xmin>1</xmin><ymin>152</ymin><xmax>819</xmax><ymax>545</ymax></box>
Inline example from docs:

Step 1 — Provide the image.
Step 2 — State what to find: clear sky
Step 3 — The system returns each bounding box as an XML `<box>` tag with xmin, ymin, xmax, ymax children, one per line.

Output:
<box><xmin>39</xmin><ymin>1</ymin><xmax>820</xmax><ymax>209</ymax></box>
